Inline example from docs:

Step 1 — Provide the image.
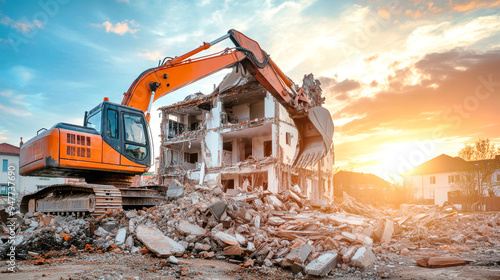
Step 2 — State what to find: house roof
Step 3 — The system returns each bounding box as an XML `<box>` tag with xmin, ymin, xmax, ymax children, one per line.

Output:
<box><xmin>404</xmin><ymin>154</ymin><xmax>469</xmax><ymax>176</ymax></box>
<box><xmin>334</xmin><ymin>170</ymin><xmax>390</xmax><ymax>187</ymax></box>
<box><xmin>0</xmin><ymin>143</ymin><xmax>20</xmax><ymax>156</ymax></box>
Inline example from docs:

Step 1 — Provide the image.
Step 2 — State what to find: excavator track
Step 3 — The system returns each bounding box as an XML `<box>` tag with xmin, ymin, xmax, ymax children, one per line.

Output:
<box><xmin>20</xmin><ymin>183</ymin><xmax>166</xmax><ymax>217</ymax></box>
<box><xmin>92</xmin><ymin>186</ymin><xmax>122</xmax><ymax>216</ymax></box>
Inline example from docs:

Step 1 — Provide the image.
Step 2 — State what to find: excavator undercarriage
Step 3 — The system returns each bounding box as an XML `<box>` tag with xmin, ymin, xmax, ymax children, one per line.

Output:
<box><xmin>20</xmin><ymin>183</ymin><xmax>167</xmax><ymax>217</ymax></box>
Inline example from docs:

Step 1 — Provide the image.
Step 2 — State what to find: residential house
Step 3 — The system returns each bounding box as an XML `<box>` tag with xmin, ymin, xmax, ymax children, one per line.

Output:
<box><xmin>333</xmin><ymin>170</ymin><xmax>392</xmax><ymax>204</ymax></box>
<box><xmin>403</xmin><ymin>154</ymin><xmax>500</xmax><ymax>210</ymax></box>
<box><xmin>157</xmin><ymin>71</ymin><xmax>335</xmax><ymax>206</ymax></box>
<box><xmin>0</xmin><ymin>142</ymin><xmax>66</xmax><ymax>203</ymax></box>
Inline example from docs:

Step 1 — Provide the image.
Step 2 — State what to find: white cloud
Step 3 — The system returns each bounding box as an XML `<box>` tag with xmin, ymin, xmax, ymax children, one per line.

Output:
<box><xmin>139</xmin><ymin>51</ymin><xmax>163</xmax><ymax>61</ymax></box>
<box><xmin>93</xmin><ymin>20</ymin><xmax>138</xmax><ymax>35</ymax></box>
<box><xmin>9</xmin><ymin>66</ymin><xmax>35</xmax><ymax>86</ymax></box>
<box><xmin>1</xmin><ymin>15</ymin><xmax>44</xmax><ymax>33</ymax></box>
<box><xmin>406</xmin><ymin>15</ymin><xmax>500</xmax><ymax>54</ymax></box>
<box><xmin>0</xmin><ymin>103</ymin><xmax>32</xmax><ymax>116</ymax></box>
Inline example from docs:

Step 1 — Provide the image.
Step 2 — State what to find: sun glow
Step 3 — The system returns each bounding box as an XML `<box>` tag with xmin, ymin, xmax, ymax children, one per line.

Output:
<box><xmin>370</xmin><ymin>141</ymin><xmax>441</xmax><ymax>180</ymax></box>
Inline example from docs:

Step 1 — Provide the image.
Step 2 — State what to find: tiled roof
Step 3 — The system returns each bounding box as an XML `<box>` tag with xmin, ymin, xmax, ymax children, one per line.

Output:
<box><xmin>0</xmin><ymin>143</ymin><xmax>20</xmax><ymax>155</ymax></box>
<box><xmin>403</xmin><ymin>154</ymin><xmax>500</xmax><ymax>176</ymax></box>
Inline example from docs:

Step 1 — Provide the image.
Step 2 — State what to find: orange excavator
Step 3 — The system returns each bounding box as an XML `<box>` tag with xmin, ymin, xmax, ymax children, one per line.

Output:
<box><xmin>19</xmin><ymin>29</ymin><xmax>334</xmax><ymax>216</ymax></box>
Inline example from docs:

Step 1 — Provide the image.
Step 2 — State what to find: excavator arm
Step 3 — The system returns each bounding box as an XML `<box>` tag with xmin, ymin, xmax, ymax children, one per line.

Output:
<box><xmin>121</xmin><ymin>29</ymin><xmax>333</xmax><ymax>168</ymax></box>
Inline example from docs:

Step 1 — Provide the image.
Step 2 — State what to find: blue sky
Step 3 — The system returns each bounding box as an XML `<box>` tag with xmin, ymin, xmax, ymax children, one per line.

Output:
<box><xmin>1</xmin><ymin>0</ymin><xmax>500</xmax><ymax>179</ymax></box>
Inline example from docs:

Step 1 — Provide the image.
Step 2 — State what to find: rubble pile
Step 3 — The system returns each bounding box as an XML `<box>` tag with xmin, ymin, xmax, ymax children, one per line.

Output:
<box><xmin>1</xmin><ymin>184</ymin><xmax>499</xmax><ymax>277</ymax></box>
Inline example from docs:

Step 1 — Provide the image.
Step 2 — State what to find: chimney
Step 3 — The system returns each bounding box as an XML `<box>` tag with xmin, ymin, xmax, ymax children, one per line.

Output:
<box><xmin>20</xmin><ymin>137</ymin><xmax>23</xmax><ymax>148</ymax></box>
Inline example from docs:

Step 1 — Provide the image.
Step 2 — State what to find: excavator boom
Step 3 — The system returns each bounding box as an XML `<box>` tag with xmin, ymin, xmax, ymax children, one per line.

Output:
<box><xmin>121</xmin><ymin>29</ymin><xmax>334</xmax><ymax>167</ymax></box>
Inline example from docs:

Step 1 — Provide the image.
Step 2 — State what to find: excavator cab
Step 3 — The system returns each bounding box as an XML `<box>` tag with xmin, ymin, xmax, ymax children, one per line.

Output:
<box><xmin>84</xmin><ymin>101</ymin><xmax>153</xmax><ymax>168</ymax></box>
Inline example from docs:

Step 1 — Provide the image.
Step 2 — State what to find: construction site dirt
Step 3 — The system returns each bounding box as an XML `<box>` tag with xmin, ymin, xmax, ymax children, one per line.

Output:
<box><xmin>1</xmin><ymin>184</ymin><xmax>499</xmax><ymax>279</ymax></box>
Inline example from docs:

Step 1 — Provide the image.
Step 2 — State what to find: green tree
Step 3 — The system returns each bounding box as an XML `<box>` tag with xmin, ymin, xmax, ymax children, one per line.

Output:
<box><xmin>455</xmin><ymin>138</ymin><xmax>500</xmax><ymax>211</ymax></box>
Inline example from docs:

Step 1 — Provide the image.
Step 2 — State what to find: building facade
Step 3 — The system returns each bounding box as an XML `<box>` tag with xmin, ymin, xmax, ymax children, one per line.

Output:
<box><xmin>0</xmin><ymin>143</ymin><xmax>66</xmax><ymax>202</ymax></box>
<box><xmin>157</xmin><ymin>72</ymin><xmax>335</xmax><ymax>206</ymax></box>
<box><xmin>333</xmin><ymin>170</ymin><xmax>391</xmax><ymax>204</ymax></box>
<box><xmin>404</xmin><ymin>154</ymin><xmax>500</xmax><ymax>209</ymax></box>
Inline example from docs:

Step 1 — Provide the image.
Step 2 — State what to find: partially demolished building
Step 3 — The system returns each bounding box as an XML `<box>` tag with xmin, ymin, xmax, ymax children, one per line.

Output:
<box><xmin>157</xmin><ymin>67</ymin><xmax>334</xmax><ymax>206</ymax></box>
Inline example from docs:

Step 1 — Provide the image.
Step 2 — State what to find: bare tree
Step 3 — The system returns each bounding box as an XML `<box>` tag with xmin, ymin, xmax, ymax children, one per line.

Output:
<box><xmin>454</xmin><ymin>139</ymin><xmax>500</xmax><ymax>211</ymax></box>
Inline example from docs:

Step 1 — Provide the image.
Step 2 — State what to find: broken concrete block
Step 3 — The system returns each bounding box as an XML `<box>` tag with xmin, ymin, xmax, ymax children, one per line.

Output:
<box><xmin>477</xmin><ymin>225</ymin><xmax>493</xmax><ymax>236</ymax></box>
<box><xmin>268</xmin><ymin>216</ymin><xmax>286</xmax><ymax>226</ymax></box>
<box><xmin>305</xmin><ymin>252</ymin><xmax>338</xmax><ymax>276</ymax></box>
<box><xmin>322</xmin><ymin>237</ymin><xmax>339</xmax><ymax>251</ymax></box>
<box><xmin>243</xmin><ymin>258</ymin><xmax>254</xmax><ymax>267</ymax></box>
<box><xmin>177</xmin><ymin>220</ymin><xmax>206</xmax><ymax>236</ymax></box>
<box><xmin>194</xmin><ymin>243</ymin><xmax>211</xmax><ymax>251</ymax></box>
<box><xmin>341</xmin><ymin>231</ymin><xmax>357</xmax><ymax>242</ymax></box>
<box><xmin>417</xmin><ymin>256</ymin><xmax>471</xmax><ymax>268</ymax></box>
<box><xmin>286</xmin><ymin>243</ymin><xmax>312</xmax><ymax>264</ymax></box>
<box><xmin>167</xmin><ymin>181</ymin><xmax>184</xmax><ymax>197</ymax></box>
<box><xmin>234</xmin><ymin>233</ymin><xmax>246</xmax><ymax>244</ymax></box>
<box><xmin>356</xmin><ymin>233</ymin><xmax>373</xmax><ymax>246</ymax></box>
<box><xmin>351</xmin><ymin>247</ymin><xmax>376</xmax><ymax>269</ymax></box>
<box><xmin>214</xmin><ymin>231</ymin><xmax>239</xmax><ymax>246</ymax></box>
<box><xmin>168</xmin><ymin>255</ymin><xmax>179</xmax><ymax>264</ymax></box>
<box><xmin>266</xmin><ymin>195</ymin><xmax>284</xmax><ymax>208</ymax></box>
<box><xmin>253</xmin><ymin>198</ymin><xmax>264</xmax><ymax>208</ymax></box>
<box><xmin>342</xmin><ymin>246</ymin><xmax>357</xmax><ymax>263</ymax></box>
<box><xmin>203</xmin><ymin>251</ymin><xmax>215</xmax><ymax>258</ymax></box>
<box><xmin>290</xmin><ymin>262</ymin><xmax>305</xmax><ymax>274</ymax></box>
<box><xmin>223</xmin><ymin>244</ymin><xmax>244</xmax><ymax>256</ymax></box>
<box><xmin>125</xmin><ymin>211</ymin><xmax>137</xmax><ymax>219</ymax></box>
<box><xmin>102</xmin><ymin>221</ymin><xmax>117</xmax><ymax>232</ymax></box>
<box><xmin>400</xmin><ymin>248</ymin><xmax>409</xmax><ymax>255</ymax></box>
<box><xmin>276</xmin><ymin>247</ymin><xmax>290</xmax><ymax>258</ymax></box>
<box><xmin>208</xmin><ymin>200</ymin><xmax>227</xmax><ymax>221</ymax></box>
<box><xmin>94</xmin><ymin>227</ymin><xmax>108</xmax><ymax>237</ymax></box>
<box><xmin>254</xmin><ymin>215</ymin><xmax>261</xmax><ymax>230</ymax></box>
<box><xmin>115</xmin><ymin>228</ymin><xmax>127</xmax><ymax>245</ymax></box>
<box><xmin>381</xmin><ymin>219</ymin><xmax>394</xmax><ymax>245</ymax></box>
<box><xmin>136</xmin><ymin>225</ymin><xmax>185</xmax><ymax>257</ymax></box>
<box><xmin>125</xmin><ymin>236</ymin><xmax>134</xmax><ymax>249</ymax></box>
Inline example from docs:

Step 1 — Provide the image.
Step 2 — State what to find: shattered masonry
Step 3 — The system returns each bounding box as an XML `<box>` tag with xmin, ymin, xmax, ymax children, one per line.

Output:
<box><xmin>157</xmin><ymin>69</ymin><xmax>335</xmax><ymax>206</ymax></box>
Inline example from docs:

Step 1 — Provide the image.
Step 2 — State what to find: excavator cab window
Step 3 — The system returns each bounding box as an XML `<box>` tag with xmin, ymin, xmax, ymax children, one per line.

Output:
<box><xmin>123</xmin><ymin>113</ymin><xmax>147</xmax><ymax>160</ymax></box>
<box><xmin>86</xmin><ymin>110</ymin><xmax>102</xmax><ymax>134</ymax></box>
<box><xmin>107</xmin><ymin>109</ymin><xmax>118</xmax><ymax>138</ymax></box>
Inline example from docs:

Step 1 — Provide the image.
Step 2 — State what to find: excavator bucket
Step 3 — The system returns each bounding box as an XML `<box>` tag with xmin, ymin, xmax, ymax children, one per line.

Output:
<box><xmin>292</xmin><ymin>106</ymin><xmax>334</xmax><ymax>168</ymax></box>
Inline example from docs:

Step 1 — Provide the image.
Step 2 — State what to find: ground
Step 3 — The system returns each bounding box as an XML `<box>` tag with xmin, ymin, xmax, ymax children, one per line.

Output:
<box><xmin>1</xmin><ymin>250</ymin><xmax>499</xmax><ymax>280</ymax></box>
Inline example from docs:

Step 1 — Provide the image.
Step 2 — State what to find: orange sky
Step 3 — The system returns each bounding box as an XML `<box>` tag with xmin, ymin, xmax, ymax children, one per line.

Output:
<box><xmin>299</xmin><ymin>1</ymin><xmax>500</xmax><ymax>181</ymax></box>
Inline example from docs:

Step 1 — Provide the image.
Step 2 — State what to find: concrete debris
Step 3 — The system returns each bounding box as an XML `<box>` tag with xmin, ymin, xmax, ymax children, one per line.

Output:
<box><xmin>3</xmin><ymin>181</ymin><xmax>499</xmax><ymax>279</ymax></box>
<box><xmin>136</xmin><ymin>225</ymin><xmax>185</xmax><ymax>257</ymax></box>
<box><xmin>214</xmin><ymin>231</ymin><xmax>239</xmax><ymax>246</ymax></box>
<box><xmin>342</xmin><ymin>246</ymin><xmax>358</xmax><ymax>263</ymax></box>
<box><xmin>223</xmin><ymin>244</ymin><xmax>244</xmax><ymax>256</ymax></box>
<box><xmin>94</xmin><ymin>227</ymin><xmax>108</xmax><ymax>237</ymax></box>
<box><xmin>115</xmin><ymin>228</ymin><xmax>127</xmax><ymax>245</ymax></box>
<box><xmin>166</xmin><ymin>180</ymin><xmax>184</xmax><ymax>198</ymax></box>
<box><xmin>168</xmin><ymin>255</ymin><xmax>179</xmax><ymax>264</ymax></box>
<box><xmin>380</xmin><ymin>219</ymin><xmax>394</xmax><ymax>245</ymax></box>
<box><xmin>417</xmin><ymin>256</ymin><xmax>472</xmax><ymax>268</ymax></box>
<box><xmin>285</xmin><ymin>242</ymin><xmax>312</xmax><ymax>264</ymax></box>
<box><xmin>208</xmin><ymin>200</ymin><xmax>227</xmax><ymax>221</ymax></box>
<box><xmin>351</xmin><ymin>247</ymin><xmax>376</xmax><ymax>269</ymax></box>
<box><xmin>305</xmin><ymin>252</ymin><xmax>338</xmax><ymax>276</ymax></box>
<box><xmin>176</xmin><ymin>220</ymin><xmax>206</xmax><ymax>236</ymax></box>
